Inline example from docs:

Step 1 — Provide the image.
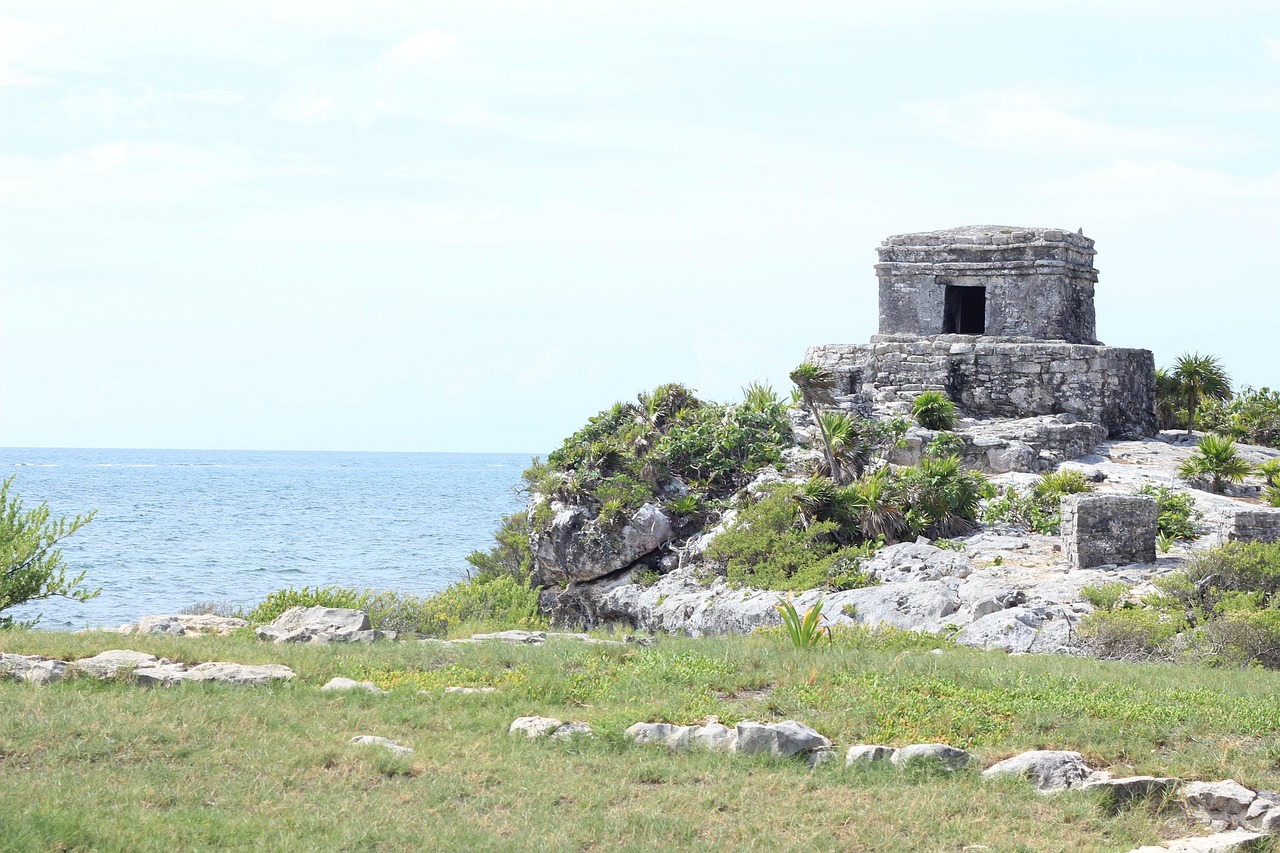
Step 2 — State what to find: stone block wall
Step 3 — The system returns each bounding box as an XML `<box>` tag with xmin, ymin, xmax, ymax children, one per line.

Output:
<box><xmin>877</xmin><ymin>226</ymin><xmax>1098</xmax><ymax>344</ymax></box>
<box><xmin>805</xmin><ymin>337</ymin><xmax>1156</xmax><ymax>439</ymax></box>
<box><xmin>1060</xmin><ymin>494</ymin><xmax>1157</xmax><ymax>570</ymax></box>
<box><xmin>1228</xmin><ymin>510</ymin><xmax>1280</xmax><ymax>543</ymax></box>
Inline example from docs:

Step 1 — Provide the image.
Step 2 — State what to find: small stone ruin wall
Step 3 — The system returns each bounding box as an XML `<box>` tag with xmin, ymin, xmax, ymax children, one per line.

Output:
<box><xmin>1061</xmin><ymin>494</ymin><xmax>1157</xmax><ymax>571</ymax></box>
<box><xmin>1229</xmin><ymin>510</ymin><xmax>1280</xmax><ymax>544</ymax></box>
<box><xmin>806</xmin><ymin>337</ymin><xmax>1157</xmax><ymax>439</ymax></box>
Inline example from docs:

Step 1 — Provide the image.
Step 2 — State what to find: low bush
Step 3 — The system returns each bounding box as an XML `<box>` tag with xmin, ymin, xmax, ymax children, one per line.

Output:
<box><xmin>982</xmin><ymin>469</ymin><xmax>1092</xmax><ymax>534</ymax></box>
<box><xmin>1198</xmin><ymin>385</ymin><xmax>1280</xmax><ymax>448</ymax></box>
<box><xmin>1080</xmin><ymin>582</ymin><xmax>1129</xmax><ymax>612</ymax></box>
<box><xmin>246</xmin><ymin>585</ymin><xmax>370</xmax><ymax>625</ymax></box>
<box><xmin>1135</xmin><ymin>484</ymin><xmax>1202</xmax><ymax>540</ymax></box>
<box><xmin>412</xmin><ymin>574</ymin><xmax>544</xmax><ymax>637</ymax></box>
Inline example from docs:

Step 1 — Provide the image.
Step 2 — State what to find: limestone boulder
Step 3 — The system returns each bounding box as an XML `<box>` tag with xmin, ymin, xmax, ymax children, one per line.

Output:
<box><xmin>734</xmin><ymin>721</ymin><xmax>831</xmax><ymax>758</ymax></box>
<box><xmin>0</xmin><ymin>653</ymin><xmax>68</xmax><ymax>685</ymax></box>
<box><xmin>320</xmin><ymin>677</ymin><xmax>386</xmax><ymax>694</ymax></box>
<box><xmin>509</xmin><ymin>716</ymin><xmax>565</xmax><ymax>740</ymax></box>
<box><xmin>135</xmin><ymin>614</ymin><xmax>248</xmax><ymax>636</ymax></box>
<box><xmin>530</xmin><ymin>499</ymin><xmax>673</xmax><ymax>586</ymax></box>
<box><xmin>257</xmin><ymin>607</ymin><xmax>392</xmax><ymax>644</ymax></box>
<box><xmin>981</xmin><ymin>750</ymin><xmax>1093</xmax><ymax>791</ymax></box>
<box><xmin>846</xmin><ymin>745</ymin><xmax>897</xmax><ymax>766</ymax></box>
<box><xmin>133</xmin><ymin>661</ymin><xmax>294</xmax><ymax>687</ymax></box>
<box><xmin>890</xmin><ymin>743</ymin><xmax>973</xmax><ymax>771</ymax></box>
<box><xmin>72</xmin><ymin>649</ymin><xmax>161</xmax><ymax>680</ymax></box>
<box><xmin>1183</xmin><ymin>780</ymin><xmax>1256</xmax><ymax>830</ymax></box>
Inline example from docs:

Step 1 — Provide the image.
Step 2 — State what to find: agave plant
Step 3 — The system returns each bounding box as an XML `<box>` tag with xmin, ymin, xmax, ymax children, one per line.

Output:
<box><xmin>1178</xmin><ymin>434</ymin><xmax>1253</xmax><ymax>494</ymax></box>
<box><xmin>775</xmin><ymin>594</ymin><xmax>830</xmax><ymax>648</ymax></box>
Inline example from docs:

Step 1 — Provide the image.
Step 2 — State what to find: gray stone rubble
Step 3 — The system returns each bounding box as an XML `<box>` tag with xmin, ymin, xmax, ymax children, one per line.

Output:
<box><xmin>256</xmin><ymin>606</ymin><xmax>394</xmax><ymax>644</ymax></box>
<box><xmin>2</xmin><ymin>649</ymin><xmax>295</xmax><ymax>687</ymax></box>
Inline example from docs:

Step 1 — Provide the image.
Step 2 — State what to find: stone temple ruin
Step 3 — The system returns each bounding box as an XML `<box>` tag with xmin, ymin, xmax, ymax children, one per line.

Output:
<box><xmin>806</xmin><ymin>225</ymin><xmax>1157</xmax><ymax>439</ymax></box>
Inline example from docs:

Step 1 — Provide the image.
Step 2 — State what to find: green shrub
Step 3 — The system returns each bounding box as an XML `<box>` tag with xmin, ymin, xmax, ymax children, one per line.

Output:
<box><xmin>705</xmin><ymin>485</ymin><xmax>881</xmax><ymax>591</ymax></box>
<box><xmin>1076</xmin><ymin>606</ymin><xmax>1184</xmax><ymax>661</ymax></box>
<box><xmin>911</xmin><ymin>391</ymin><xmax>959</xmax><ymax>431</ymax></box>
<box><xmin>890</xmin><ymin>454</ymin><xmax>990</xmax><ymax>538</ymax></box>
<box><xmin>1081</xmin><ymin>582</ymin><xmax>1129</xmax><ymax>612</ymax></box>
<box><xmin>465</xmin><ymin>513</ymin><xmax>534</xmax><ymax>584</ymax></box>
<box><xmin>246</xmin><ymin>586</ymin><xmax>371</xmax><ymax>625</ymax></box>
<box><xmin>1198</xmin><ymin>386</ymin><xmax>1280</xmax><ymax>448</ymax></box>
<box><xmin>1136</xmin><ymin>484</ymin><xmax>1203</xmax><ymax>540</ymax></box>
<box><xmin>982</xmin><ymin>469</ymin><xmax>1091</xmax><ymax>534</ymax></box>
<box><xmin>413</xmin><ymin>574</ymin><xmax>544</xmax><ymax>637</ymax></box>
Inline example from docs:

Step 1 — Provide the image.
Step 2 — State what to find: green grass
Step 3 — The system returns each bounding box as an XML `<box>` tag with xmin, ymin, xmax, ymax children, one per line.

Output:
<box><xmin>2</xmin><ymin>629</ymin><xmax>1280</xmax><ymax>851</ymax></box>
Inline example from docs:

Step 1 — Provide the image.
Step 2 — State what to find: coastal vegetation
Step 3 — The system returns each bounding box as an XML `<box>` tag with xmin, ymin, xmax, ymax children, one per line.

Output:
<box><xmin>6</xmin><ymin>627</ymin><xmax>1280</xmax><ymax>850</ymax></box>
<box><xmin>0</xmin><ymin>476</ymin><xmax>97</xmax><ymax>630</ymax></box>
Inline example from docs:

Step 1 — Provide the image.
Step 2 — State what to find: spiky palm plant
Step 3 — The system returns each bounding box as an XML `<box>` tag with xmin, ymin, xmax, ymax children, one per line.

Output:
<box><xmin>1154</xmin><ymin>368</ymin><xmax>1183</xmax><ymax>431</ymax></box>
<box><xmin>1178</xmin><ymin>434</ymin><xmax>1253</xmax><ymax>494</ymax></box>
<box><xmin>790</xmin><ymin>363</ymin><xmax>841</xmax><ymax>484</ymax></box>
<box><xmin>1174</xmin><ymin>353</ymin><xmax>1232</xmax><ymax>434</ymax></box>
<box><xmin>845</xmin><ymin>469</ymin><xmax>908</xmax><ymax>542</ymax></box>
<box><xmin>1256</xmin><ymin>459</ymin><xmax>1280</xmax><ymax>488</ymax></box>
<box><xmin>819</xmin><ymin>410</ymin><xmax>873</xmax><ymax>482</ymax></box>
<box><xmin>911</xmin><ymin>391</ymin><xmax>959</xmax><ymax>431</ymax></box>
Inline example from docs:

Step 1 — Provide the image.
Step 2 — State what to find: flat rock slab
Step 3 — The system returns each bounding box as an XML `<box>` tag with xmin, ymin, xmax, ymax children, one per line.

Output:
<box><xmin>1081</xmin><ymin>775</ymin><xmax>1182</xmax><ymax>803</ymax></box>
<box><xmin>133</xmin><ymin>661</ymin><xmax>294</xmax><ymax>687</ymax></box>
<box><xmin>442</xmin><ymin>686</ymin><xmax>497</xmax><ymax>695</ymax></box>
<box><xmin>1127</xmin><ymin>828</ymin><xmax>1265</xmax><ymax>853</ymax></box>
<box><xmin>321</xmin><ymin>678</ymin><xmax>386</xmax><ymax>694</ymax></box>
<box><xmin>134</xmin><ymin>614</ymin><xmax>248</xmax><ymax>636</ymax></box>
<box><xmin>846</xmin><ymin>744</ymin><xmax>897</xmax><ymax>766</ymax></box>
<box><xmin>1183</xmin><ymin>780</ymin><xmax>1256</xmax><ymax>829</ymax></box>
<box><xmin>257</xmin><ymin>607</ymin><xmax>392</xmax><ymax>644</ymax></box>
<box><xmin>349</xmin><ymin>736</ymin><xmax>413</xmax><ymax>757</ymax></box>
<box><xmin>72</xmin><ymin>649</ymin><xmax>163</xmax><ymax>679</ymax></box>
<box><xmin>735</xmin><ymin>720</ymin><xmax>832</xmax><ymax>758</ymax></box>
<box><xmin>982</xmin><ymin>750</ymin><xmax>1094</xmax><ymax>791</ymax></box>
<box><xmin>626</xmin><ymin>722</ymin><xmax>737</xmax><ymax>753</ymax></box>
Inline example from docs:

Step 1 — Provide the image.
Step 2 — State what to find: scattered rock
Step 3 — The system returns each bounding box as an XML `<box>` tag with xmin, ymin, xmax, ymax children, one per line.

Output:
<box><xmin>72</xmin><ymin>649</ymin><xmax>162</xmax><ymax>679</ymax></box>
<box><xmin>509</xmin><ymin>716</ymin><xmax>565</xmax><ymax>740</ymax></box>
<box><xmin>625</xmin><ymin>722</ymin><xmax>737</xmax><ymax>753</ymax></box>
<box><xmin>1183</xmin><ymin>780</ymin><xmax>1256</xmax><ymax>830</ymax></box>
<box><xmin>846</xmin><ymin>744</ymin><xmax>897</xmax><ymax>766</ymax></box>
<box><xmin>890</xmin><ymin>743</ymin><xmax>973</xmax><ymax>771</ymax></box>
<box><xmin>442</xmin><ymin>686</ymin><xmax>497</xmax><ymax>695</ymax></box>
<box><xmin>981</xmin><ymin>750</ymin><xmax>1094</xmax><ymax>792</ymax></box>
<box><xmin>1127</xmin><ymin>828</ymin><xmax>1266</xmax><ymax>852</ymax></box>
<box><xmin>321</xmin><ymin>677</ymin><xmax>386</xmax><ymax>694</ymax></box>
<box><xmin>256</xmin><ymin>607</ymin><xmax>393</xmax><ymax>645</ymax></box>
<box><xmin>1081</xmin><ymin>775</ymin><xmax>1182</xmax><ymax>804</ymax></box>
<box><xmin>466</xmin><ymin>630</ymin><xmax>547</xmax><ymax>645</ymax></box>
<box><xmin>0</xmin><ymin>653</ymin><xmax>68</xmax><ymax>685</ymax></box>
<box><xmin>133</xmin><ymin>661</ymin><xmax>294</xmax><ymax>687</ymax></box>
<box><xmin>549</xmin><ymin>722</ymin><xmax>594</xmax><ymax>741</ymax></box>
<box><xmin>349</xmin><ymin>736</ymin><xmax>413</xmax><ymax>757</ymax></box>
<box><xmin>133</xmin><ymin>614</ymin><xmax>248</xmax><ymax>636</ymax></box>
<box><xmin>734</xmin><ymin>721</ymin><xmax>832</xmax><ymax>759</ymax></box>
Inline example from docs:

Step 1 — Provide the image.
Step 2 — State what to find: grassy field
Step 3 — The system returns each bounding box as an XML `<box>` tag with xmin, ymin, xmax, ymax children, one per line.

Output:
<box><xmin>3</xmin><ymin>627</ymin><xmax>1280</xmax><ymax>852</ymax></box>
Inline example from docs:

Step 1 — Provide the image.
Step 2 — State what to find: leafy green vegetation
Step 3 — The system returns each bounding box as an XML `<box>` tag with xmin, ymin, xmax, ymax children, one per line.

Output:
<box><xmin>1079</xmin><ymin>541</ymin><xmax>1280</xmax><ymax>668</ymax></box>
<box><xmin>1135</xmin><ymin>483</ymin><xmax>1202</xmax><ymax>541</ymax></box>
<box><xmin>1172</xmin><ymin>351</ymin><xmax>1233</xmax><ymax>434</ymax></box>
<box><xmin>1199</xmin><ymin>385</ymin><xmax>1280</xmax><ymax>448</ymax></box>
<box><xmin>0</xmin><ymin>476</ymin><xmax>98</xmax><ymax>630</ymax></box>
<box><xmin>536</xmin><ymin>383</ymin><xmax>792</xmax><ymax>520</ymax></box>
<box><xmin>981</xmin><ymin>469</ymin><xmax>1092</xmax><ymax>534</ymax></box>
<box><xmin>1177</xmin><ymin>434</ymin><xmax>1252</xmax><ymax>494</ymax></box>
<box><xmin>5</xmin><ymin>629</ymin><xmax>1280</xmax><ymax>850</ymax></box>
<box><xmin>775</xmin><ymin>595</ymin><xmax>831</xmax><ymax>648</ymax></box>
<box><xmin>911</xmin><ymin>390</ymin><xmax>959</xmax><ymax>431</ymax></box>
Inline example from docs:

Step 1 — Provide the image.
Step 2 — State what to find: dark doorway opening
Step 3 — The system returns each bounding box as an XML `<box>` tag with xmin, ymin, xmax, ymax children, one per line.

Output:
<box><xmin>943</xmin><ymin>285</ymin><xmax>985</xmax><ymax>334</ymax></box>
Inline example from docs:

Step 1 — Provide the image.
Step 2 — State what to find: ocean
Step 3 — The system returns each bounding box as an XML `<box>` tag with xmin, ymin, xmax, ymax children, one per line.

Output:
<box><xmin>1</xmin><ymin>448</ymin><xmax>533</xmax><ymax>630</ymax></box>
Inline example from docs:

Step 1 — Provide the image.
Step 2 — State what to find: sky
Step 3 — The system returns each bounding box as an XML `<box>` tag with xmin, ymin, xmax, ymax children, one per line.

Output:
<box><xmin>1</xmin><ymin>1</ymin><xmax>1278</xmax><ymax>453</ymax></box>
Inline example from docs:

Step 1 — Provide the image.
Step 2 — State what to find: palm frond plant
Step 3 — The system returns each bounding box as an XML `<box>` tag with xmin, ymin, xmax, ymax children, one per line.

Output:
<box><xmin>1178</xmin><ymin>434</ymin><xmax>1253</xmax><ymax>494</ymax></box>
<box><xmin>790</xmin><ymin>362</ymin><xmax>842</xmax><ymax>483</ymax></box>
<box><xmin>819</xmin><ymin>410</ymin><xmax>874</xmax><ymax>482</ymax></box>
<box><xmin>845</xmin><ymin>469</ymin><xmax>908</xmax><ymax>542</ymax></box>
<box><xmin>1154</xmin><ymin>368</ymin><xmax>1184</xmax><ymax>431</ymax></box>
<box><xmin>1174</xmin><ymin>353</ymin><xmax>1232</xmax><ymax>434</ymax></box>
<box><xmin>1256</xmin><ymin>459</ymin><xmax>1280</xmax><ymax>488</ymax></box>
<box><xmin>775</xmin><ymin>594</ymin><xmax>831</xmax><ymax>648</ymax></box>
<box><xmin>911</xmin><ymin>391</ymin><xmax>959</xmax><ymax>431</ymax></box>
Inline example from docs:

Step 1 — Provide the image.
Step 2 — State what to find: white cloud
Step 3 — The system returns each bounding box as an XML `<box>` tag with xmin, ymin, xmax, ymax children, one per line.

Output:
<box><xmin>0</xmin><ymin>141</ymin><xmax>251</xmax><ymax>207</ymax></box>
<box><xmin>382</xmin><ymin>30</ymin><xmax>462</xmax><ymax>66</ymax></box>
<box><xmin>1266</xmin><ymin>36</ymin><xmax>1280</xmax><ymax>61</ymax></box>
<box><xmin>905</xmin><ymin>88</ymin><xmax>1245</xmax><ymax>159</ymax></box>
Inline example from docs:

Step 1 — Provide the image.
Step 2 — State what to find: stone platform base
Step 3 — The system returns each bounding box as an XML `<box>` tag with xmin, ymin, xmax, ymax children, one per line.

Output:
<box><xmin>806</xmin><ymin>335</ymin><xmax>1156</xmax><ymax>439</ymax></box>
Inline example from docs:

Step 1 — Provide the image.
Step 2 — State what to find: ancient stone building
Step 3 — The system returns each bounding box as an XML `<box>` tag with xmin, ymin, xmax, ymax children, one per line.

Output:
<box><xmin>807</xmin><ymin>225</ymin><xmax>1157</xmax><ymax>438</ymax></box>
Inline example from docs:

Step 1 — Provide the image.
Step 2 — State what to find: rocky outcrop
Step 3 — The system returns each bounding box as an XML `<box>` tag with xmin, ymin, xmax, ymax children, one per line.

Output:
<box><xmin>0</xmin><ymin>653</ymin><xmax>68</xmax><ymax>685</ymax></box>
<box><xmin>891</xmin><ymin>417</ymin><xmax>1107</xmax><ymax>474</ymax></box>
<box><xmin>529</xmin><ymin>499</ymin><xmax>674</xmax><ymax>587</ymax></box>
<box><xmin>982</xmin><ymin>750</ymin><xmax>1094</xmax><ymax>791</ymax></box>
<box><xmin>130</xmin><ymin>614</ymin><xmax>248</xmax><ymax>636</ymax></box>
<box><xmin>8</xmin><ymin>648</ymin><xmax>298</xmax><ymax>687</ymax></box>
<box><xmin>256</xmin><ymin>607</ymin><xmax>393</xmax><ymax>644</ymax></box>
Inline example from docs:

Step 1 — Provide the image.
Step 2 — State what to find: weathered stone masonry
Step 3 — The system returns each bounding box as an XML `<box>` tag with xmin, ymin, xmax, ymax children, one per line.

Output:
<box><xmin>807</xmin><ymin>225</ymin><xmax>1158</xmax><ymax>439</ymax></box>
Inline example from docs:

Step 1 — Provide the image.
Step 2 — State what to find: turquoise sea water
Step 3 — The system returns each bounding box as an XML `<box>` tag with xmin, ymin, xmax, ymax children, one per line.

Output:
<box><xmin>1</xmin><ymin>448</ymin><xmax>532</xmax><ymax>630</ymax></box>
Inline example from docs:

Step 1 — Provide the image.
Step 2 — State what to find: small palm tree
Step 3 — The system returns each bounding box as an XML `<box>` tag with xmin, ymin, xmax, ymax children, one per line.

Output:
<box><xmin>1154</xmin><ymin>368</ymin><xmax>1183</xmax><ymax>431</ymax></box>
<box><xmin>1178</xmin><ymin>434</ymin><xmax>1253</xmax><ymax>494</ymax></box>
<box><xmin>819</xmin><ymin>410</ymin><xmax>874</xmax><ymax>482</ymax></box>
<box><xmin>1174</xmin><ymin>353</ymin><xmax>1232</xmax><ymax>434</ymax></box>
<box><xmin>790</xmin><ymin>363</ymin><xmax>841</xmax><ymax>484</ymax></box>
<box><xmin>911</xmin><ymin>391</ymin><xmax>959</xmax><ymax>431</ymax></box>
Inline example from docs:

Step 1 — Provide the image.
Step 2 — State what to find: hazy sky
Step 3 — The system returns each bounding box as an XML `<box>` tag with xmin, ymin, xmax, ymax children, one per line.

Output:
<box><xmin>2</xmin><ymin>1</ymin><xmax>1278</xmax><ymax>453</ymax></box>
